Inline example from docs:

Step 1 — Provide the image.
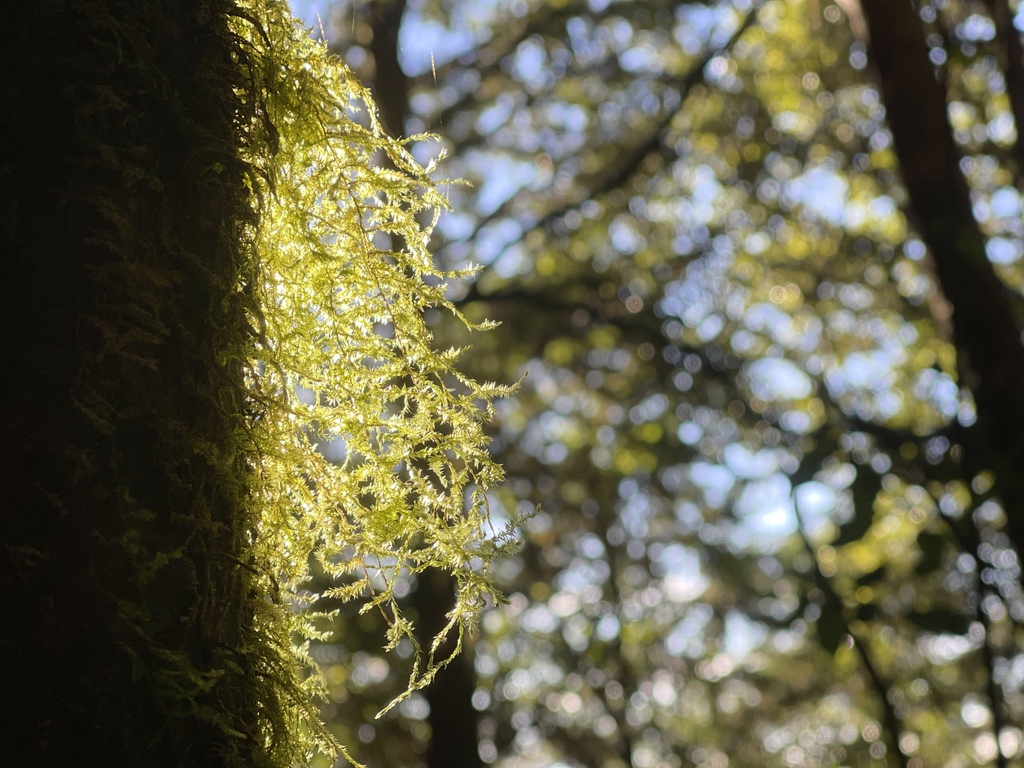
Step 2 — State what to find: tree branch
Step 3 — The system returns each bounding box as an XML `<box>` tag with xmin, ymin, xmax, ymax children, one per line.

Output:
<box><xmin>792</xmin><ymin>500</ymin><xmax>909</xmax><ymax>768</ymax></box>
<box><xmin>523</xmin><ymin>1</ymin><xmax>765</xmax><ymax>236</ymax></box>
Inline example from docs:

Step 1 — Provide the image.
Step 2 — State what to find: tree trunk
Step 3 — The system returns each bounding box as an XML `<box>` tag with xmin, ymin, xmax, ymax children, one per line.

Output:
<box><xmin>859</xmin><ymin>0</ymin><xmax>1024</xmax><ymax>553</ymax></box>
<box><xmin>0</xmin><ymin>2</ymin><xmax>278</xmax><ymax>764</ymax></box>
<box><xmin>414</xmin><ymin>570</ymin><xmax>484</xmax><ymax>768</ymax></box>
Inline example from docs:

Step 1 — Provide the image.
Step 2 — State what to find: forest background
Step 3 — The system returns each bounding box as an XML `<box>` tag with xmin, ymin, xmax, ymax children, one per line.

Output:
<box><xmin>288</xmin><ymin>1</ymin><xmax>1024</xmax><ymax>767</ymax></box>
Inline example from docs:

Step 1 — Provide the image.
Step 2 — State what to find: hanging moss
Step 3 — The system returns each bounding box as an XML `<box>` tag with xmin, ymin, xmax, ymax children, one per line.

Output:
<box><xmin>235</xmin><ymin>1</ymin><xmax>519</xmax><ymax>758</ymax></box>
<box><xmin>1</xmin><ymin>1</ymin><xmax>508</xmax><ymax>765</ymax></box>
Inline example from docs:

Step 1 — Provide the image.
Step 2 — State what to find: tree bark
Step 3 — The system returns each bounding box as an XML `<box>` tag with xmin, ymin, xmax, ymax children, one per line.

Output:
<box><xmin>369</xmin><ymin>0</ymin><xmax>411</xmax><ymax>139</ymax></box>
<box><xmin>0</xmin><ymin>2</ymin><xmax>275</xmax><ymax>764</ymax></box>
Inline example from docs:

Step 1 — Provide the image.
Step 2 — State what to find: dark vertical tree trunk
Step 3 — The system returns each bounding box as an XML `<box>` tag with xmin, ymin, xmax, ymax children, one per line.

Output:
<box><xmin>859</xmin><ymin>0</ymin><xmax>1024</xmax><ymax>554</ymax></box>
<box><xmin>414</xmin><ymin>569</ymin><xmax>485</xmax><ymax>768</ymax></box>
<box><xmin>369</xmin><ymin>0</ymin><xmax>410</xmax><ymax>139</ymax></box>
<box><xmin>0</xmin><ymin>2</ymin><xmax>276</xmax><ymax>764</ymax></box>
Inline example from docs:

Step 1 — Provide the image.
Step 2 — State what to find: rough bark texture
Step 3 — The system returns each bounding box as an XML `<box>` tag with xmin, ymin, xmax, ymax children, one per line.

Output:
<box><xmin>859</xmin><ymin>0</ymin><xmax>1024</xmax><ymax>554</ymax></box>
<box><xmin>0</xmin><ymin>2</ymin><xmax>273</xmax><ymax>764</ymax></box>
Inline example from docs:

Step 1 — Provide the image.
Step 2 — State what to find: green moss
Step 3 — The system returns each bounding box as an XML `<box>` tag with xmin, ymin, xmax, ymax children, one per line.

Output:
<box><xmin>230</xmin><ymin>2</ymin><xmax>516</xmax><ymax>763</ymax></box>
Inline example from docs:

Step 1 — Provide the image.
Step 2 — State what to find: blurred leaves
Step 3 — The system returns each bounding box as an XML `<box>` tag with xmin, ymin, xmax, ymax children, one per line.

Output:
<box><xmin>299</xmin><ymin>0</ymin><xmax>1024</xmax><ymax>765</ymax></box>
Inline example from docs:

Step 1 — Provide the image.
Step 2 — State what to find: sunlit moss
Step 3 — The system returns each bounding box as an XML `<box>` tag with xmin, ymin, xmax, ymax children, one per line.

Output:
<box><xmin>226</xmin><ymin>2</ymin><xmax>513</xmax><ymax>762</ymax></box>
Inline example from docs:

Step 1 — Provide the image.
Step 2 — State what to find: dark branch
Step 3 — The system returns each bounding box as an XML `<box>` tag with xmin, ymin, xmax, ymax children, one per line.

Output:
<box><xmin>521</xmin><ymin>1</ymin><xmax>765</xmax><ymax>236</ymax></box>
<box><xmin>792</xmin><ymin>502</ymin><xmax>909</xmax><ymax>768</ymax></box>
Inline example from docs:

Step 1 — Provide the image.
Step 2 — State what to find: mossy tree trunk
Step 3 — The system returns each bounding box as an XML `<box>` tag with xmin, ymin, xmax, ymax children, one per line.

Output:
<box><xmin>0</xmin><ymin>2</ymin><xmax>280</xmax><ymax>764</ymax></box>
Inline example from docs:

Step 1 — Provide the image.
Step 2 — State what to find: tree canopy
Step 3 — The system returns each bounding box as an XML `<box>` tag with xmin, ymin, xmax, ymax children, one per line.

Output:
<box><xmin>293</xmin><ymin>0</ymin><xmax>1024</xmax><ymax>766</ymax></box>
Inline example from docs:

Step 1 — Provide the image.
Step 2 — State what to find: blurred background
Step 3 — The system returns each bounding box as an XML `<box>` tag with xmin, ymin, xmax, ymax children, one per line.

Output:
<box><xmin>289</xmin><ymin>1</ymin><xmax>1024</xmax><ymax>766</ymax></box>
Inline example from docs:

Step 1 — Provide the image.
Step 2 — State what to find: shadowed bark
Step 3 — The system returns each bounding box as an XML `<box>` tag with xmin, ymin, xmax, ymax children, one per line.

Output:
<box><xmin>414</xmin><ymin>570</ymin><xmax>484</xmax><ymax>768</ymax></box>
<box><xmin>0</xmin><ymin>2</ymin><xmax>276</xmax><ymax>764</ymax></box>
